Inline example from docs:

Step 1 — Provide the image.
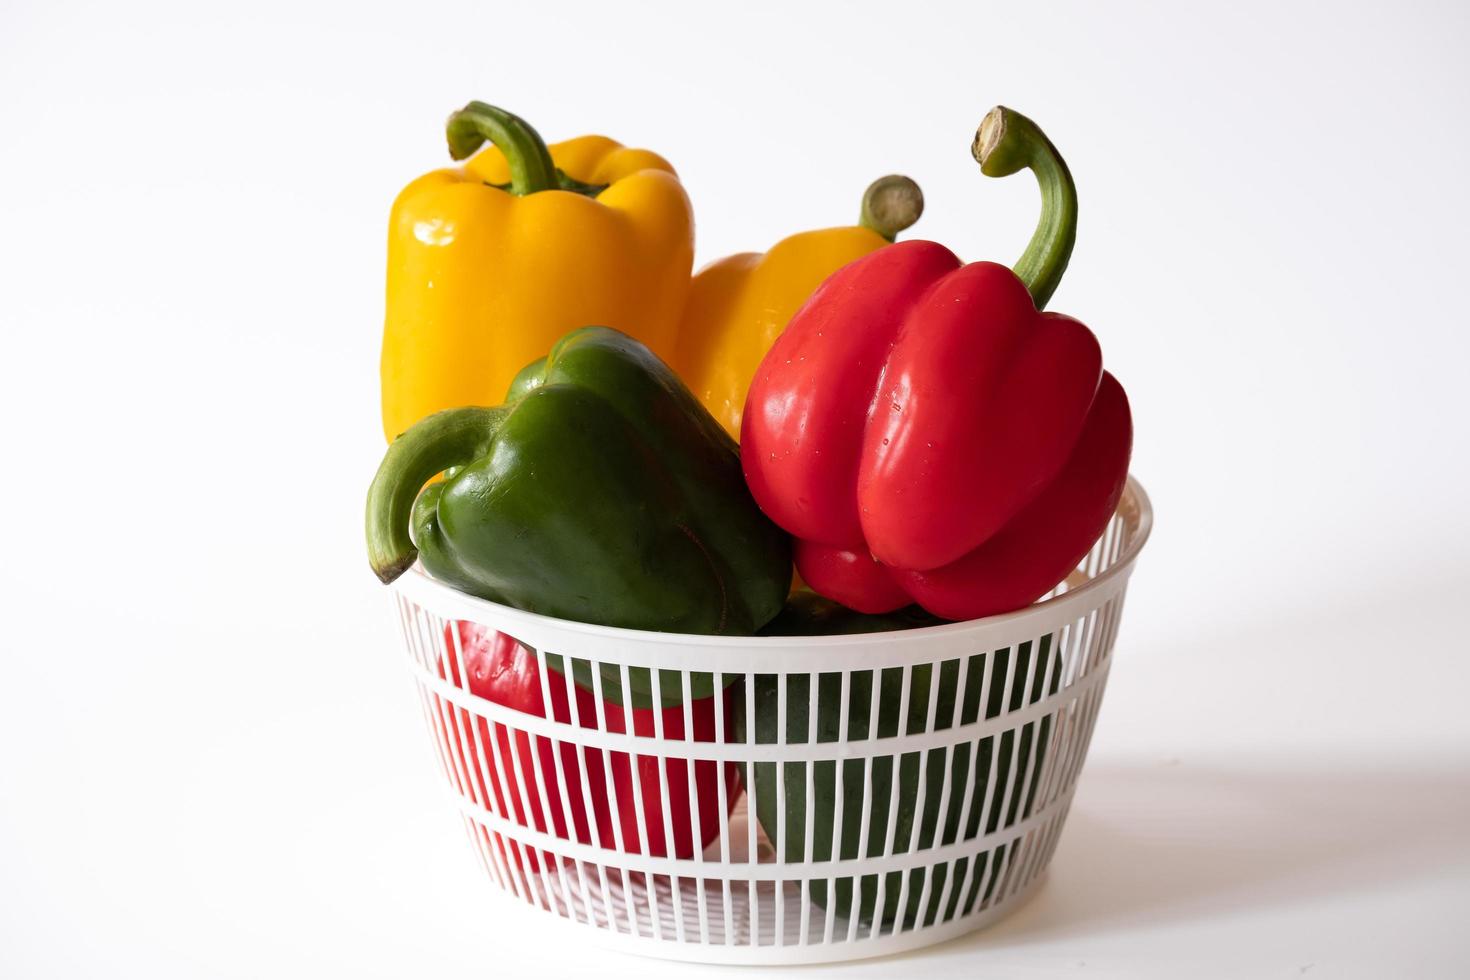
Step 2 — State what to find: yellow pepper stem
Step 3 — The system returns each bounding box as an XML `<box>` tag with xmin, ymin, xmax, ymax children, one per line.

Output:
<box><xmin>445</xmin><ymin>101</ymin><xmax>560</xmax><ymax>195</ymax></box>
<box><xmin>858</xmin><ymin>175</ymin><xmax>924</xmax><ymax>242</ymax></box>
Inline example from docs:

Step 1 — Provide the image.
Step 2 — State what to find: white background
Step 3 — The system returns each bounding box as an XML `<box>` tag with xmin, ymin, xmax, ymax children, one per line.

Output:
<box><xmin>2</xmin><ymin>1</ymin><xmax>1468</xmax><ymax>976</ymax></box>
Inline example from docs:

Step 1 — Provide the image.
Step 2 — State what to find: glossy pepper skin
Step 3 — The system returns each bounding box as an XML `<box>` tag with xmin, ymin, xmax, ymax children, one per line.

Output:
<box><xmin>734</xmin><ymin>636</ymin><xmax>1060</xmax><ymax>927</ymax></box>
<box><xmin>381</xmin><ymin>101</ymin><xmax>693</xmax><ymax>441</ymax></box>
<box><xmin>672</xmin><ymin>176</ymin><xmax>923</xmax><ymax>439</ymax></box>
<box><xmin>742</xmin><ymin>108</ymin><xmax>1132</xmax><ymax>621</ymax></box>
<box><xmin>367</xmin><ymin>327</ymin><xmax>792</xmax><ymax>639</ymax></box>
<box><xmin>434</xmin><ymin>624</ymin><xmax>738</xmax><ymax>865</ymax></box>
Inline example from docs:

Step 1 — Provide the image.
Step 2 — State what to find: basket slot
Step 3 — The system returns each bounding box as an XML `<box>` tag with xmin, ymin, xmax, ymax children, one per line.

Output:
<box><xmin>407</xmin><ymin>609</ymin><xmax>470</xmax><ymax>804</ymax></box>
<box><xmin>1095</xmin><ymin>591</ymin><xmax>1123</xmax><ymax>674</ymax></box>
<box><xmin>1013</xmin><ymin>636</ymin><xmax>1062</xmax><ymax>822</ymax></box>
<box><xmin>824</xmin><ymin>667</ymin><xmax>853</xmax><ymax>945</ymax></box>
<box><xmin>1103</xmin><ymin>590</ymin><xmax>1128</xmax><ymax>671</ymax></box>
<box><xmin>836</xmin><ymin>672</ymin><xmax>879</xmax><ymax>941</ymax></box>
<box><xmin>1032</xmin><ymin>635</ymin><xmax>1086</xmax><ymax>816</ymax></box>
<box><xmin>1016</xmin><ymin>805</ymin><xmax>1067</xmax><ymax>905</ymax></box>
<box><xmin>894</xmin><ymin>656</ymin><xmax>967</xmax><ymax>934</ymax></box>
<box><xmin>1109</xmin><ymin>512</ymin><xmax>1127</xmax><ymax>569</ymax></box>
<box><xmin>646</xmin><ymin>668</ymin><xmax>685</xmax><ymax>944</ymax></box>
<box><xmin>743</xmin><ymin>672</ymin><xmax>761</xmax><ymax>941</ymax></box>
<box><xmin>680</xmin><ymin>669</ymin><xmax>710</xmax><ymax>944</ymax></box>
<box><xmin>438</xmin><ymin>624</ymin><xmax>490</xmax><ymax>817</ymax></box>
<box><xmin>561</xmin><ymin>654</ymin><xmax>625</xmax><ymax>931</ymax></box>
<box><xmin>1038</xmin><ymin>686</ymin><xmax>1082</xmax><ymax>811</ymax></box>
<box><xmin>772</xmin><ymin>672</ymin><xmax>787</xmax><ymax>944</ymax></box>
<box><xmin>530</xmin><ymin>644</ymin><xmax>595</xmax><ymax>926</ymax></box>
<box><xmin>1018</xmin><ymin>807</ymin><xmax>1062</xmax><ymax>896</ymax></box>
<box><xmin>1055</xmin><ymin>612</ymin><xmax>1081</xmax><ymax>701</ymax></box>
<box><xmin>578</xmin><ymin>660</ymin><xmax>629</xmax><ymax>876</ymax></box>
<box><xmin>1098</xmin><ymin>514</ymin><xmax>1119</xmax><ymax>574</ymax></box>
<box><xmin>905</xmin><ymin>654</ymin><xmax>970</xmax><ymax>930</ymax></box>
<box><xmin>973</xmin><ymin>838</ymin><xmax>1016</xmax><ymax>916</ymax></box>
<box><xmin>1058</xmin><ymin>681</ymin><xmax>1105</xmax><ymax>811</ymax></box>
<box><xmin>934</xmin><ymin>737</ymin><xmax>987</xmax><ymax>915</ymax></box>
<box><xmin>612</xmin><ymin>661</ymin><xmax>648</xmax><ymax>875</ymax></box>
<box><xmin>1072</xmin><ymin>605</ymin><xmax>1100</xmax><ymax>687</ymax></box>
<box><xmin>1001</xmin><ymin>645</ymin><xmax>1046</xmax><ymax>832</ymax></box>
<box><xmin>1082</xmin><ymin>602</ymin><xmax>1106</xmax><ymax>683</ymax></box>
<box><xmin>619</xmin><ymin>661</ymin><xmax>666</xmax><ymax>939</ymax></box>
<box><xmin>995</xmin><ymin>665</ymin><xmax>1029</xmax><ymax>834</ymax></box>
<box><xmin>866</xmin><ymin>664</ymin><xmax>916</xmax><ymax>936</ymax></box>
<box><xmin>406</xmin><ymin>650</ymin><xmax>459</xmax><ymax>804</ymax></box>
<box><xmin>1069</xmin><ymin>672</ymin><xmax>1109</xmax><ymax>792</ymax></box>
<box><xmin>990</xmin><ymin>834</ymin><xmax>1026</xmax><ymax>910</ymax></box>
<box><xmin>1053</xmin><ymin>685</ymin><xmax>1097</xmax><ymax>810</ymax></box>
<box><xmin>713</xmin><ymin>670</ymin><xmax>736</xmax><ymax>943</ymax></box>
<box><xmin>799</xmin><ymin>675</ymin><xmax>818</xmax><ymax>946</ymax></box>
<box><xmin>1040</xmin><ymin>680</ymin><xmax>1095</xmax><ymax>822</ymax></box>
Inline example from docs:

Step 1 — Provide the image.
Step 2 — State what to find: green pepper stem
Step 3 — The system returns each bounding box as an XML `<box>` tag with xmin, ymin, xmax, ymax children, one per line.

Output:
<box><xmin>445</xmin><ymin>101</ymin><xmax>560</xmax><ymax>195</ymax></box>
<box><xmin>972</xmin><ymin>106</ymin><xmax>1077</xmax><ymax>310</ymax></box>
<box><xmin>366</xmin><ymin>406</ymin><xmax>506</xmax><ymax>583</ymax></box>
<box><xmin>858</xmin><ymin>175</ymin><xmax>924</xmax><ymax>241</ymax></box>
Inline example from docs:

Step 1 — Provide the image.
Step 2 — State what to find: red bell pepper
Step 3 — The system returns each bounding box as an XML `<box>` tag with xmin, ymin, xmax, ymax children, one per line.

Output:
<box><xmin>431</xmin><ymin>623</ymin><xmax>738</xmax><ymax>870</ymax></box>
<box><xmin>741</xmin><ymin>107</ymin><xmax>1132</xmax><ymax>620</ymax></box>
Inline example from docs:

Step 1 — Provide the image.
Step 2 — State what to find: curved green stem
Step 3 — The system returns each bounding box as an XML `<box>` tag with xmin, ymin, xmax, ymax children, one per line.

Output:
<box><xmin>366</xmin><ymin>407</ymin><xmax>506</xmax><ymax>583</ymax></box>
<box><xmin>972</xmin><ymin>106</ymin><xmax>1077</xmax><ymax>310</ymax></box>
<box><xmin>858</xmin><ymin>174</ymin><xmax>924</xmax><ymax>241</ymax></box>
<box><xmin>445</xmin><ymin>101</ymin><xmax>560</xmax><ymax>195</ymax></box>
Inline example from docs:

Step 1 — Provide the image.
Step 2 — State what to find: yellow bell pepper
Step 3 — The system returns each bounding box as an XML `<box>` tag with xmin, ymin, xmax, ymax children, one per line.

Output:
<box><xmin>671</xmin><ymin>176</ymin><xmax>923</xmax><ymax>439</ymax></box>
<box><xmin>381</xmin><ymin>101</ymin><xmax>693</xmax><ymax>441</ymax></box>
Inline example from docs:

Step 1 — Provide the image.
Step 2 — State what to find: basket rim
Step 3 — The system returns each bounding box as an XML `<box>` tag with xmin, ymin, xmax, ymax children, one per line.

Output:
<box><xmin>391</xmin><ymin>476</ymin><xmax>1152</xmax><ymax>652</ymax></box>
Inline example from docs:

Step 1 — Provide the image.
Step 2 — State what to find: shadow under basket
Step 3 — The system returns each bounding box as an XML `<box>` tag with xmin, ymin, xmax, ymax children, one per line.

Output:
<box><xmin>388</xmin><ymin>478</ymin><xmax>1153</xmax><ymax>965</ymax></box>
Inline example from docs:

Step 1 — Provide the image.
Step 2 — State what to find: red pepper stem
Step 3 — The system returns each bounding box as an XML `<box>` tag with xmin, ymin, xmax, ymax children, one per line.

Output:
<box><xmin>858</xmin><ymin>175</ymin><xmax>924</xmax><ymax>241</ymax></box>
<box><xmin>366</xmin><ymin>406</ymin><xmax>507</xmax><ymax>583</ymax></box>
<box><xmin>973</xmin><ymin>106</ymin><xmax>1077</xmax><ymax>310</ymax></box>
<box><xmin>445</xmin><ymin>101</ymin><xmax>560</xmax><ymax>195</ymax></box>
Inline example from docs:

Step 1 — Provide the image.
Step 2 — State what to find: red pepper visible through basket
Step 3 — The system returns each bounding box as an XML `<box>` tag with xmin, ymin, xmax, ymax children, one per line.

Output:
<box><xmin>431</xmin><ymin>623</ymin><xmax>738</xmax><ymax>869</ymax></box>
<box><xmin>740</xmin><ymin>107</ymin><xmax>1132</xmax><ymax>620</ymax></box>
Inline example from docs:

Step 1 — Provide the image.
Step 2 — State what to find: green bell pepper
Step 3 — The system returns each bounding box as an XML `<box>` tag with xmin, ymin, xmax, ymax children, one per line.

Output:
<box><xmin>366</xmin><ymin>326</ymin><xmax>793</xmax><ymax>640</ymax></box>
<box><xmin>735</xmin><ymin>633</ymin><xmax>1061</xmax><ymax>929</ymax></box>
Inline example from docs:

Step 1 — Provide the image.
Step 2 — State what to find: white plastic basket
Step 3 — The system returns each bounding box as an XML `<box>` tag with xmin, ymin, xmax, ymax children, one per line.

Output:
<box><xmin>388</xmin><ymin>478</ymin><xmax>1152</xmax><ymax>965</ymax></box>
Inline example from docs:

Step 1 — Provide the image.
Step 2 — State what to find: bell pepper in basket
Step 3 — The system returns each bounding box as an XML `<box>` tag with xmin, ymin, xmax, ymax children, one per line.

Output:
<box><xmin>367</xmin><ymin>327</ymin><xmax>791</xmax><ymax>638</ymax></box>
<box><xmin>748</xmin><ymin>592</ymin><xmax>1051</xmax><ymax>926</ymax></box>
<box><xmin>735</xmin><ymin>636</ymin><xmax>1060</xmax><ymax>928</ymax></box>
<box><xmin>381</xmin><ymin>101</ymin><xmax>693</xmax><ymax>441</ymax></box>
<box><xmin>741</xmin><ymin>107</ymin><xmax>1132</xmax><ymax>620</ymax></box>
<box><xmin>672</xmin><ymin>176</ymin><xmax>923</xmax><ymax>439</ymax></box>
<box><xmin>434</xmin><ymin>624</ymin><xmax>738</xmax><ymax>864</ymax></box>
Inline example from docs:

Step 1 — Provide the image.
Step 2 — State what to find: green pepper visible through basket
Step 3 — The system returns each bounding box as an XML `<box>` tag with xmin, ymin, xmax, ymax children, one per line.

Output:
<box><xmin>735</xmin><ymin>636</ymin><xmax>1063</xmax><ymax>929</ymax></box>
